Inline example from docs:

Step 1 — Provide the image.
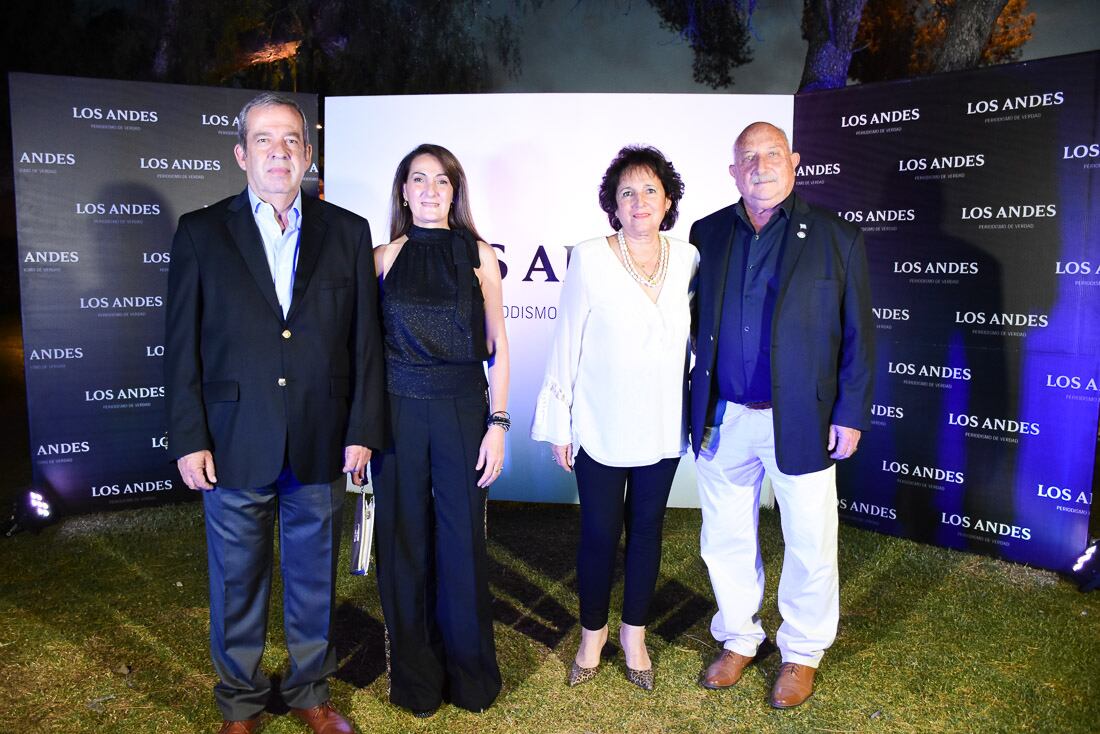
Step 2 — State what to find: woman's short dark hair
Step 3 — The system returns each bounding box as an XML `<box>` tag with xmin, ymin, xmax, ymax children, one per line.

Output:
<box><xmin>598</xmin><ymin>145</ymin><xmax>685</xmax><ymax>231</ymax></box>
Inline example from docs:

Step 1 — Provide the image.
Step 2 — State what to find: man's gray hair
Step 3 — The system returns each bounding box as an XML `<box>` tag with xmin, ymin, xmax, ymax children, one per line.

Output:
<box><xmin>236</xmin><ymin>92</ymin><xmax>311</xmax><ymax>149</ymax></box>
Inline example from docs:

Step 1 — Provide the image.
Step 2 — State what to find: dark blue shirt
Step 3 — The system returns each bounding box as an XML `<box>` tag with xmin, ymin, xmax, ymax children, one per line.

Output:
<box><xmin>715</xmin><ymin>194</ymin><xmax>792</xmax><ymax>404</ymax></box>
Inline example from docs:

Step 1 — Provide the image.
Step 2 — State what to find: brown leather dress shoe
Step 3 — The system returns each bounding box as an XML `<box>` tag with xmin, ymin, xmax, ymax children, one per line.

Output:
<box><xmin>700</xmin><ymin>649</ymin><xmax>755</xmax><ymax>689</ymax></box>
<box><xmin>217</xmin><ymin>719</ymin><xmax>261</xmax><ymax>734</ymax></box>
<box><xmin>769</xmin><ymin>662</ymin><xmax>816</xmax><ymax>708</ymax></box>
<box><xmin>290</xmin><ymin>701</ymin><xmax>354</xmax><ymax>734</ymax></box>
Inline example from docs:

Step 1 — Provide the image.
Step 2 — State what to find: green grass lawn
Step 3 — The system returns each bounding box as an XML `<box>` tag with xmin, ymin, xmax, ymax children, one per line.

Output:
<box><xmin>1</xmin><ymin>499</ymin><xmax>1096</xmax><ymax>733</ymax></box>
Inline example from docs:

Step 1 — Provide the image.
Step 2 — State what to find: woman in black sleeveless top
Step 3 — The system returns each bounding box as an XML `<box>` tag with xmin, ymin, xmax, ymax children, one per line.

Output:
<box><xmin>372</xmin><ymin>144</ymin><xmax>510</xmax><ymax>717</ymax></box>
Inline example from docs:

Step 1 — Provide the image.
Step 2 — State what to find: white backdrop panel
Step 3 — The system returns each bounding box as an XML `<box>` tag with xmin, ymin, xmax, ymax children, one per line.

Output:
<box><xmin>325</xmin><ymin>93</ymin><xmax>793</xmax><ymax>506</ymax></box>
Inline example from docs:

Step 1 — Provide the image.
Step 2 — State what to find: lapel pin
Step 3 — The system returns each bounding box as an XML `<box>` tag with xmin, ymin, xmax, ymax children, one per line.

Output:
<box><xmin>799</xmin><ymin>223</ymin><xmax>808</xmax><ymax>230</ymax></box>
<box><xmin>797</xmin><ymin>231</ymin><xmax>807</xmax><ymax>238</ymax></box>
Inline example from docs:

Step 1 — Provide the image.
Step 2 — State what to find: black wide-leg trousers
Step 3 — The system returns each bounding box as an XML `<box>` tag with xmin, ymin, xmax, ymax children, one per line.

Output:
<box><xmin>372</xmin><ymin>391</ymin><xmax>501</xmax><ymax>713</ymax></box>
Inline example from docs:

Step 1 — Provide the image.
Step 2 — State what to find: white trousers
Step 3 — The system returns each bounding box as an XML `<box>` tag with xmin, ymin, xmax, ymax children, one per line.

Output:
<box><xmin>695</xmin><ymin>401</ymin><xmax>839</xmax><ymax>668</ymax></box>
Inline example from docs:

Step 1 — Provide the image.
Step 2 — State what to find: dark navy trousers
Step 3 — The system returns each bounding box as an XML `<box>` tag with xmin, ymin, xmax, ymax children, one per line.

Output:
<box><xmin>202</xmin><ymin>468</ymin><xmax>344</xmax><ymax>720</ymax></box>
<box><xmin>574</xmin><ymin>449</ymin><xmax>680</xmax><ymax>630</ymax></box>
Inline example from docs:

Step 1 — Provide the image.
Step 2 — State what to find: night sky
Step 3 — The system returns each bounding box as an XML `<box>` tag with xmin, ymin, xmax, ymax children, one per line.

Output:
<box><xmin>489</xmin><ymin>0</ymin><xmax>1100</xmax><ymax>94</ymax></box>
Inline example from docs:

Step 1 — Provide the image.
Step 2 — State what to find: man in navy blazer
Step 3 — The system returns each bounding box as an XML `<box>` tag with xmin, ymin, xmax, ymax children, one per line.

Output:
<box><xmin>689</xmin><ymin>122</ymin><xmax>873</xmax><ymax>708</ymax></box>
<box><xmin>165</xmin><ymin>93</ymin><xmax>383</xmax><ymax>734</ymax></box>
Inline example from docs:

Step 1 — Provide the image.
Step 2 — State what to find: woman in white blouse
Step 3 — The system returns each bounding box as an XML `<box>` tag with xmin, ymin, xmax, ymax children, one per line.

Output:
<box><xmin>531</xmin><ymin>145</ymin><xmax>698</xmax><ymax>691</ymax></box>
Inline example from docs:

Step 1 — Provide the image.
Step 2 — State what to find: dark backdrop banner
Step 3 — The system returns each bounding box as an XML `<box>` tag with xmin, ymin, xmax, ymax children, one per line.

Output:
<box><xmin>793</xmin><ymin>52</ymin><xmax>1099</xmax><ymax>572</ymax></box>
<box><xmin>9</xmin><ymin>73</ymin><xmax>318</xmax><ymax>515</ymax></box>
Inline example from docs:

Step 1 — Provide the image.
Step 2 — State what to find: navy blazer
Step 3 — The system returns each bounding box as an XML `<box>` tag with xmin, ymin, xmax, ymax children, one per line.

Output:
<box><xmin>688</xmin><ymin>192</ymin><xmax>874</xmax><ymax>475</ymax></box>
<box><xmin>165</xmin><ymin>189</ymin><xmax>385</xmax><ymax>488</ymax></box>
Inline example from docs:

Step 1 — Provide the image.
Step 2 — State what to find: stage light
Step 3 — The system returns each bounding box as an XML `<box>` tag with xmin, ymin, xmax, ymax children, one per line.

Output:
<box><xmin>1072</xmin><ymin>538</ymin><xmax>1099</xmax><ymax>592</ymax></box>
<box><xmin>1</xmin><ymin>488</ymin><xmax>57</xmax><ymax>538</ymax></box>
<box><xmin>29</xmin><ymin>491</ymin><xmax>51</xmax><ymax>519</ymax></box>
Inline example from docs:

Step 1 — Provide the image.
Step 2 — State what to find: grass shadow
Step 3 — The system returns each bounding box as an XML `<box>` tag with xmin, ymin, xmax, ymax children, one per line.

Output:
<box><xmin>331</xmin><ymin>601</ymin><xmax>387</xmax><ymax>689</ymax></box>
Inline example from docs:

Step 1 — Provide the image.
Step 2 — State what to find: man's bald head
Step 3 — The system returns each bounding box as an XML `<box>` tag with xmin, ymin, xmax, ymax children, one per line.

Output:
<box><xmin>729</xmin><ymin>121</ymin><xmax>800</xmax><ymax>216</ymax></box>
<box><xmin>734</xmin><ymin>122</ymin><xmax>793</xmax><ymax>157</ymax></box>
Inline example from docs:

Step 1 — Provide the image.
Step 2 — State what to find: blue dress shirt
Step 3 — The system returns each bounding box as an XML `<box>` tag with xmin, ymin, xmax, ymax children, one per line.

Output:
<box><xmin>715</xmin><ymin>193</ymin><xmax>793</xmax><ymax>404</ymax></box>
<box><xmin>247</xmin><ymin>187</ymin><xmax>302</xmax><ymax>318</ymax></box>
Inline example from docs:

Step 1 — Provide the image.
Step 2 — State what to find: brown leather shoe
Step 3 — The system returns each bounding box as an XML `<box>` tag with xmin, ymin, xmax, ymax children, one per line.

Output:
<box><xmin>217</xmin><ymin>719</ymin><xmax>261</xmax><ymax>734</ymax></box>
<box><xmin>700</xmin><ymin>649</ymin><xmax>755</xmax><ymax>689</ymax></box>
<box><xmin>290</xmin><ymin>701</ymin><xmax>354</xmax><ymax>734</ymax></box>
<box><xmin>769</xmin><ymin>662</ymin><xmax>816</xmax><ymax>708</ymax></box>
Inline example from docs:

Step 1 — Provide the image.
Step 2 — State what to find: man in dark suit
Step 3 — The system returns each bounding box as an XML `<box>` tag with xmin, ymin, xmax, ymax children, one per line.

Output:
<box><xmin>165</xmin><ymin>92</ymin><xmax>384</xmax><ymax>734</ymax></box>
<box><xmin>689</xmin><ymin>122</ymin><xmax>873</xmax><ymax>708</ymax></box>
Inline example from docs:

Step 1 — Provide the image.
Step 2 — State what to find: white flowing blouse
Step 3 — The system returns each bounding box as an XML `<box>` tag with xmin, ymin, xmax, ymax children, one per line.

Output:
<box><xmin>531</xmin><ymin>236</ymin><xmax>699</xmax><ymax>467</ymax></box>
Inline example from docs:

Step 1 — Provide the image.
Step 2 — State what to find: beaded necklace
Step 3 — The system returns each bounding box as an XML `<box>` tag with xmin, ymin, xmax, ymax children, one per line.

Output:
<box><xmin>616</xmin><ymin>230</ymin><xmax>669</xmax><ymax>288</ymax></box>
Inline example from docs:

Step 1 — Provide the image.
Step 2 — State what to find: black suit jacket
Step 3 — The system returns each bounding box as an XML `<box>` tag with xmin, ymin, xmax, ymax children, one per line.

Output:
<box><xmin>165</xmin><ymin>189</ymin><xmax>385</xmax><ymax>488</ymax></box>
<box><xmin>688</xmin><ymin>192</ymin><xmax>874</xmax><ymax>475</ymax></box>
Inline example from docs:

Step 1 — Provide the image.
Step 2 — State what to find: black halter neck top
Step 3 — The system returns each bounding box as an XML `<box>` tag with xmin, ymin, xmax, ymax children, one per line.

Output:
<box><xmin>381</xmin><ymin>225</ymin><xmax>489</xmax><ymax>398</ymax></box>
